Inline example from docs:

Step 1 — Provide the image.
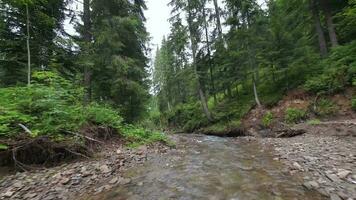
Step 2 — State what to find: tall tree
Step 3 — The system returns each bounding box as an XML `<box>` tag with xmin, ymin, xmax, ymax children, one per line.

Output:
<box><xmin>311</xmin><ymin>0</ymin><xmax>328</xmax><ymax>57</ymax></box>
<box><xmin>320</xmin><ymin>0</ymin><xmax>339</xmax><ymax>47</ymax></box>
<box><xmin>83</xmin><ymin>0</ymin><xmax>92</xmax><ymax>104</ymax></box>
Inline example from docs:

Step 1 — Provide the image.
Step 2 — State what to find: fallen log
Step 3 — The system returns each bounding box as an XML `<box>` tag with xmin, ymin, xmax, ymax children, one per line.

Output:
<box><xmin>275</xmin><ymin>128</ymin><xmax>306</xmax><ymax>138</ymax></box>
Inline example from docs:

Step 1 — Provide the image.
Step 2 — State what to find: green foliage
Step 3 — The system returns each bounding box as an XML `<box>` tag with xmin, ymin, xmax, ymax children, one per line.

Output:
<box><xmin>352</xmin><ymin>98</ymin><xmax>356</xmax><ymax>111</ymax></box>
<box><xmin>262</xmin><ymin>111</ymin><xmax>273</xmax><ymax>127</ymax></box>
<box><xmin>121</xmin><ymin>125</ymin><xmax>170</xmax><ymax>147</ymax></box>
<box><xmin>314</xmin><ymin>99</ymin><xmax>337</xmax><ymax>117</ymax></box>
<box><xmin>307</xmin><ymin>119</ymin><xmax>321</xmax><ymax>125</ymax></box>
<box><xmin>0</xmin><ymin>144</ymin><xmax>8</xmax><ymax>150</ymax></box>
<box><xmin>304</xmin><ymin>42</ymin><xmax>356</xmax><ymax>94</ymax></box>
<box><xmin>285</xmin><ymin>108</ymin><xmax>307</xmax><ymax>124</ymax></box>
<box><xmin>0</xmin><ymin>72</ymin><xmax>115</xmax><ymax>137</ymax></box>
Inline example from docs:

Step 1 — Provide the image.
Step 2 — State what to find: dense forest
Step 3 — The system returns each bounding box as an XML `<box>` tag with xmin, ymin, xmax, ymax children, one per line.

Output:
<box><xmin>0</xmin><ymin>0</ymin><xmax>167</xmax><ymax>165</ymax></box>
<box><xmin>153</xmin><ymin>0</ymin><xmax>356</xmax><ymax>132</ymax></box>
<box><xmin>0</xmin><ymin>0</ymin><xmax>356</xmax><ymax>199</ymax></box>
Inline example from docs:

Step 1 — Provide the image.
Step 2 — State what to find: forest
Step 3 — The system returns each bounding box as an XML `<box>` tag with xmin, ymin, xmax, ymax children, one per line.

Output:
<box><xmin>153</xmin><ymin>0</ymin><xmax>355</xmax><ymax>133</ymax></box>
<box><xmin>0</xmin><ymin>0</ymin><xmax>355</xmax><ymax>199</ymax></box>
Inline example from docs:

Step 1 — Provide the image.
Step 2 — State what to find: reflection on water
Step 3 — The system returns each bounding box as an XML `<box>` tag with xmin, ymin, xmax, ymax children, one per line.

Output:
<box><xmin>88</xmin><ymin>134</ymin><xmax>326</xmax><ymax>200</ymax></box>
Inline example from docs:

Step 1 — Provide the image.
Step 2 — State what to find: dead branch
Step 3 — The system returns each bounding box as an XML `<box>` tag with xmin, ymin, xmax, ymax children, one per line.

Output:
<box><xmin>66</xmin><ymin>131</ymin><xmax>104</xmax><ymax>144</ymax></box>
<box><xmin>18</xmin><ymin>123</ymin><xmax>32</xmax><ymax>135</ymax></box>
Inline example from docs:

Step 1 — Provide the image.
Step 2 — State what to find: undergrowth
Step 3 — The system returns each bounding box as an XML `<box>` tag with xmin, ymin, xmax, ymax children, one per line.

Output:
<box><xmin>0</xmin><ymin>71</ymin><xmax>167</xmax><ymax>150</ymax></box>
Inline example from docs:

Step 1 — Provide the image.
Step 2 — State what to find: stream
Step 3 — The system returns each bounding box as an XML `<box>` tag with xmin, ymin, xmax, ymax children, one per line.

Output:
<box><xmin>88</xmin><ymin>134</ymin><xmax>326</xmax><ymax>200</ymax></box>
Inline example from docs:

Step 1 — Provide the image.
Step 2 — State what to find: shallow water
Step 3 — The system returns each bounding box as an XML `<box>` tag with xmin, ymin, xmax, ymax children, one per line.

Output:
<box><xmin>89</xmin><ymin>134</ymin><xmax>326</xmax><ymax>200</ymax></box>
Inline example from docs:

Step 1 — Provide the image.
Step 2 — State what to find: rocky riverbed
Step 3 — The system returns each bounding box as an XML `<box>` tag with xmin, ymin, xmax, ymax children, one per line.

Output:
<box><xmin>0</xmin><ymin>142</ymin><xmax>170</xmax><ymax>200</ymax></box>
<box><xmin>259</xmin><ymin>134</ymin><xmax>356</xmax><ymax>200</ymax></box>
<box><xmin>1</xmin><ymin>122</ymin><xmax>355</xmax><ymax>200</ymax></box>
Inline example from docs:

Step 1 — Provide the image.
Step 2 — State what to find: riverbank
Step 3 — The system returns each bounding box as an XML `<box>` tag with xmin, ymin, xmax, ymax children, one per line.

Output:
<box><xmin>258</xmin><ymin>121</ymin><xmax>356</xmax><ymax>200</ymax></box>
<box><xmin>0</xmin><ymin>142</ymin><xmax>170</xmax><ymax>200</ymax></box>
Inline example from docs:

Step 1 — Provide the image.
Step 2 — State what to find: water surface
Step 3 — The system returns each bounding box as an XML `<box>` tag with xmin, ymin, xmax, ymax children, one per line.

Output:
<box><xmin>89</xmin><ymin>134</ymin><xmax>325</xmax><ymax>200</ymax></box>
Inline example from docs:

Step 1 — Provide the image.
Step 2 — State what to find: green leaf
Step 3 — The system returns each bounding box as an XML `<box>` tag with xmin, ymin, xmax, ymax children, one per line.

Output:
<box><xmin>0</xmin><ymin>144</ymin><xmax>8</xmax><ymax>150</ymax></box>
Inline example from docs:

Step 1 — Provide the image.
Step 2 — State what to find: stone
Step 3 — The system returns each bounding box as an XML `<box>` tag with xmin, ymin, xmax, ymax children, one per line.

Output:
<box><xmin>99</xmin><ymin>165</ymin><xmax>111</xmax><ymax>174</ymax></box>
<box><xmin>116</xmin><ymin>149</ymin><xmax>122</xmax><ymax>154</ymax></box>
<box><xmin>303</xmin><ymin>181</ymin><xmax>319</xmax><ymax>190</ymax></box>
<box><xmin>292</xmin><ymin>162</ymin><xmax>303</xmax><ymax>171</ymax></box>
<box><xmin>24</xmin><ymin>193</ymin><xmax>37</xmax><ymax>199</ymax></box>
<box><xmin>326</xmin><ymin>173</ymin><xmax>342</xmax><ymax>183</ymax></box>
<box><xmin>3</xmin><ymin>190</ymin><xmax>14</xmax><ymax>198</ymax></box>
<box><xmin>60</xmin><ymin>177</ymin><xmax>70</xmax><ymax>185</ymax></box>
<box><xmin>330</xmin><ymin>194</ymin><xmax>342</xmax><ymax>200</ymax></box>
<box><xmin>337</xmin><ymin>170</ymin><xmax>351</xmax><ymax>179</ymax></box>
<box><xmin>120</xmin><ymin>178</ymin><xmax>131</xmax><ymax>185</ymax></box>
<box><xmin>109</xmin><ymin>177</ymin><xmax>118</xmax><ymax>184</ymax></box>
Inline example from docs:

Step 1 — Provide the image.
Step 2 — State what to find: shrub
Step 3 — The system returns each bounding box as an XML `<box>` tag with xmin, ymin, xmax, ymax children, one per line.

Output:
<box><xmin>304</xmin><ymin>42</ymin><xmax>356</xmax><ymax>94</ymax></box>
<box><xmin>0</xmin><ymin>71</ymin><xmax>168</xmax><ymax>147</ymax></box>
<box><xmin>352</xmin><ymin>98</ymin><xmax>356</xmax><ymax>111</ymax></box>
<box><xmin>262</xmin><ymin>111</ymin><xmax>273</xmax><ymax>127</ymax></box>
<box><xmin>285</xmin><ymin>108</ymin><xmax>307</xmax><ymax>124</ymax></box>
<box><xmin>307</xmin><ymin>119</ymin><xmax>321</xmax><ymax>125</ymax></box>
<box><xmin>314</xmin><ymin>98</ymin><xmax>337</xmax><ymax>117</ymax></box>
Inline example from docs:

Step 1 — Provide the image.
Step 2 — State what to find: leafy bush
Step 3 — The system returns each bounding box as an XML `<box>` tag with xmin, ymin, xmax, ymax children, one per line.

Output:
<box><xmin>304</xmin><ymin>42</ymin><xmax>356</xmax><ymax>94</ymax></box>
<box><xmin>314</xmin><ymin>98</ymin><xmax>337</xmax><ymax>116</ymax></box>
<box><xmin>307</xmin><ymin>119</ymin><xmax>321</xmax><ymax>125</ymax></box>
<box><xmin>121</xmin><ymin>125</ymin><xmax>170</xmax><ymax>147</ymax></box>
<box><xmin>0</xmin><ymin>71</ymin><xmax>167</xmax><ymax>145</ymax></box>
<box><xmin>285</xmin><ymin>108</ymin><xmax>307</xmax><ymax>124</ymax></box>
<box><xmin>352</xmin><ymin>98</ymin><xmax>356</xmax><ymax>111</ymax></box>
<box><xmin>262</xmin><ymin>111</ymin><xmax>273</xmax><ymax>127</ymax></box>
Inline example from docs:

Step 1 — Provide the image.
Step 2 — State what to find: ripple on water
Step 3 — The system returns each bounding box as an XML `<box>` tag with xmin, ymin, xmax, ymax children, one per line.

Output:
<box><xmin>86</xmin><ymin>135</ymin><xmax>327</xmax><ymax>200</ymax></box>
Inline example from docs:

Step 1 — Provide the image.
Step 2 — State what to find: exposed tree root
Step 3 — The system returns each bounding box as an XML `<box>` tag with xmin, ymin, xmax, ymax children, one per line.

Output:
<box><xmin>0</xmin><ymin>125</ymin><xmax>120</xmax><ymax>171</ymax></box>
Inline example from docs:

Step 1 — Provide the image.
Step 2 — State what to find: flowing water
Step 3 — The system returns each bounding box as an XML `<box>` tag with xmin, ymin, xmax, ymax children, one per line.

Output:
<box><xmin>89</xmin><ymin>134</ymin><xmax>326</xmax><ymax>200</ymax></box>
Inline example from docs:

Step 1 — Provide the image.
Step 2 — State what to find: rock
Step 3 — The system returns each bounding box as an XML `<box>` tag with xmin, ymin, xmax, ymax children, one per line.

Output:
<box><xmin>330</xmin><ymin>194</ymin><xmax>342</xmax><ymax>200</ymax></box>
<box><xmin>13</xmin><ymin>181</ymin><xmax>23</xmax><ymax>188</ymax></box>
<box><xmin>99</xmin><ymin>165</ymin><xmax>111</xmax><ymax>174</ymax></box>
<box><xmin>303</xmin><ymin>181</ymin><xmax>319</xmax><ymax>190</ymax></box>
<box><xmin>2</xmin><ymin>190</ymin><xmax>14</xmax><ymax>198</ymax></box>
<box><xmin>120</xmin><ymin>178</ymin><xmax>131</xmax><ymax>185</ymax></box>
<box><xmin>326</xmin><ymin>173</ymin><xmax>342</xmax><ymax>183</ymax></box>
<box><xmin>109</xmin><ymin>177</ymin><xmax>118</xmax><ymax>184</ymax></box>
<box><xmin>337</xmin><ymin>170</ymin><xmax>351</xmax><ymax>179</ymax></box>
<box><xmin>60</xmin><ymin>177</ymin><xmax>70</xmax><ymax>185</ymax></box>
<box><xmin>292</xmin><ymin>162</ymin><xmax>303</xmax><ymax>171</ymax></box>
<box><xmin>116</xmin><ymin>149</ymin><xmax>122</xmax><ymax>154</ymax></box>
<box><xmin>137</xmin><ymin>182</ymin><xmax>143</xmax><ymax>186</ymax></box>
<box><xmin>24</xmin><ymin>193</ymin><xmax>37</xmax><ymax>199</ymax></box>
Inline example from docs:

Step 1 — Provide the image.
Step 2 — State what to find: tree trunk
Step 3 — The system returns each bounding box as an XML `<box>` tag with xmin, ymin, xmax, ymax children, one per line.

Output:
<box><xmin>320</xmin><ymin>0</ymin><xmax>338</xmax><ymax>47</ymax></box>
<box><xmin>187</xmin><ymin>4</ymin><xmax>213</xmax><ymax>122</ymax></box>
<box><xmin>26</xmin><ymin>4</ymin><xmax>31</xmax><ymax>86</ymax></box>
<box><xmin>213</xmin><ymin>0</ymin><xmax>223</xmax><ymax>38</ymax></box>
<box><xmin>253</xmin><ymin>75</ymin><xmax>261</xmax><ymax>107</ymax></box>
<box><xmin>311</xmin><ymin>0</ymin><xmax>328</xmax><ymax>57</ymax></box>
<box><xmin>202</xmin><ymin>3</ymin><xmax>217</xmax><ymax>104</ymax></box>
<box><xmin>83</xmin><ymin>0</ymin><xmax>92</xmax><ymax>104</ymax></box>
